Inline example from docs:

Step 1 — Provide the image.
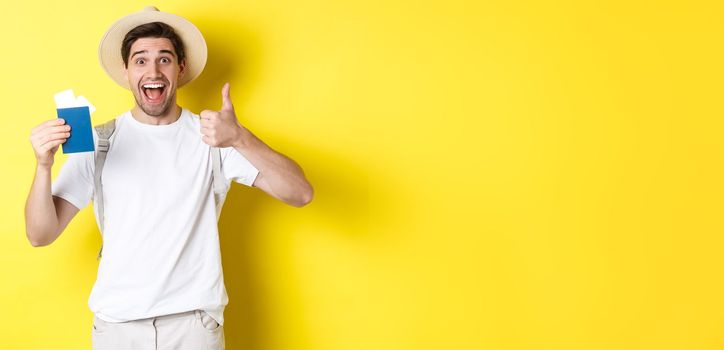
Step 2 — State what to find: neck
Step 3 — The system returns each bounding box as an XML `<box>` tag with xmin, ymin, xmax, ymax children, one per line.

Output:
<box><xmin>130</xmin><ymin>104</ymin><xmax>182</xmax><ymax>125</ymax></box>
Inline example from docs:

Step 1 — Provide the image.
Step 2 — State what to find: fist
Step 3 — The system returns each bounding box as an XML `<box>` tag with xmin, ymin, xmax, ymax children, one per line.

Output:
<box><xmin>200</xmin><ymin>82</ymin><xmax>243</xmax><ymax>148</ymax></box>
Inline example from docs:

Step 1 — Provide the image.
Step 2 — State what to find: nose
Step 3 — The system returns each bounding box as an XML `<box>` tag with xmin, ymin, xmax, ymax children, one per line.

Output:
<box><xmin>145</xmin><ymin>61</ymin><xmax>163</xmax><ymax>78</ymax></box>
<box><xmin>153</xmin><ymin>61</ymin><xmax>163</xmax><ymax>73</ymax></box>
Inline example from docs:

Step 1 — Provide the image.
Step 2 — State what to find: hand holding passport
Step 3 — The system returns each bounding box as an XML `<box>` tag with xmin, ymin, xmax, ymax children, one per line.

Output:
<box><xmin>54</xmin><ymin>89</ymin><xmax>95</xmax><ymax>154</ymax></box>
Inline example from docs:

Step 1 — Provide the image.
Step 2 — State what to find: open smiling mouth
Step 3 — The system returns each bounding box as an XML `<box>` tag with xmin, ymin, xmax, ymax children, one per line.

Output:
<box><xmin>141</xmin><ymin>82</ymin><xmax>167</xmax><ymax>104</ymax></box>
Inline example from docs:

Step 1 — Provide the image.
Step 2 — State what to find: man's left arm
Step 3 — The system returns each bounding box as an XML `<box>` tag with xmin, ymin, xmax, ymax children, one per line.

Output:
<box><xmin>200</xmin><ymin>83</ymin><xmax>314</xmax><ymax>207</ymax></box>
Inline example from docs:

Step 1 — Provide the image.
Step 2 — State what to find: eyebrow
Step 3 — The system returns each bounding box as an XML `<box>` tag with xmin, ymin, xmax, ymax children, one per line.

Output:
<box><xmin>131</xmin><ymin>49</ymin><xmax>177</xmax><ymax>59</ymax></box>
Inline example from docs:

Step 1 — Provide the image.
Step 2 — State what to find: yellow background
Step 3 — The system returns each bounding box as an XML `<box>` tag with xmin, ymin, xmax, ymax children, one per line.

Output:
<box><xmin>1</xmin><ymin>0</ymin><xmax>723</xmax><ymax>349</ymax></box>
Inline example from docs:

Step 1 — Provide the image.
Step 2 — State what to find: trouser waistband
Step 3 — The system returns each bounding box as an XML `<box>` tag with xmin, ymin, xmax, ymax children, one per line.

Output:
<box><xmin>97</xmin><ymin>310</ymin><xmax>204</xmax><ymax>324</ymax></box>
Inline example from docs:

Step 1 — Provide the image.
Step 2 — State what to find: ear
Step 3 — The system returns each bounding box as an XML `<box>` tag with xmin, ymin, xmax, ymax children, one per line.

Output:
<box><xmin>123</xmin><ymin>65</ymin><xmax>129</xmax><ymax>86</ymax></box>
<box><xmin>178</xmin><ymin>59</ymin><xmax>186</xmax><ymax>80</ymax></box>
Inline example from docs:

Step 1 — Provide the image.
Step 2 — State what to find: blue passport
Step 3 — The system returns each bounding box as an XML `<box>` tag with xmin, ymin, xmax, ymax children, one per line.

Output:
<box><xmin>57</xmin><ymin>106</ymin><xmax>94</xmax><ymax>153</ymax></box>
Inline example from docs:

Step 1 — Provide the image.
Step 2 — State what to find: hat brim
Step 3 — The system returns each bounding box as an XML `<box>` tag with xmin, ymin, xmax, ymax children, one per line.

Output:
<box><xmin>98</xmin><ymin>8</ymin><xmax>207</xmax><ymax>89</ymax></box>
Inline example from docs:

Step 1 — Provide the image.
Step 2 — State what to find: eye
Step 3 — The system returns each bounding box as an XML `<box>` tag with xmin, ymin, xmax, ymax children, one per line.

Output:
<box><xmin>161</xmin><ymin>57</ymin><xmax>170</xmax><ymax>63</ymax></box>
<box><xmin>136</xmin><ymin>59</ymin><xmax>145</xmax><ymax>65</ymax></box>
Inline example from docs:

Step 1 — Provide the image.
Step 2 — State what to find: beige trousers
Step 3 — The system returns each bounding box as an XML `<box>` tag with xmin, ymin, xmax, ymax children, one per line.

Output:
<box><xmin>91</xmin><ymin>309</ymin><xmax>225</xmax><ymax>350</ymax></box>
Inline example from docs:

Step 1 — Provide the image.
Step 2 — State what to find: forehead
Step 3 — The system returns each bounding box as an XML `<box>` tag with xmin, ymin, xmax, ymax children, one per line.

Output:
<box><xmin>129</xmin><ymin>37</ymin><xmax>176</xmax><ymax>55</ymax></box>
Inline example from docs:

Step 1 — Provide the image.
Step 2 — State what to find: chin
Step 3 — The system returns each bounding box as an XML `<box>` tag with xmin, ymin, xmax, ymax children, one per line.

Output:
<box><xmin>133</xmin><ymin>91</ymin><xmax>174</xmax><ymax>117</ymax></box>
<box><xmin>141</xmin><ymin>104</ymin><xmax>171</xmax><ymax>117</ymax></box>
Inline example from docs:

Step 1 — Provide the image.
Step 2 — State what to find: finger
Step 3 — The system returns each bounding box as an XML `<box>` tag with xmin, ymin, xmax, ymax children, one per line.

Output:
<box><xmin>221</xmin><ymin>82</ymin><xmax>234</xmax><ymax>112</ymax></box>
<box><xmin>201</xmin><ymin>127</ymin><xmax>215</xmax><ymax>136</ymax></box>
<box><xmin>32</xmin><ymin>132</ymin><xmax>69</xmax><ymax>148</ymax></box>
<box><xmin>32</xmin><ymin>125</ymin><xmax>71</xmax><ymax>141</ymax></box>
<box><xmin>200</xmin><ymin>110</ymin><xmax>218</xmax><ymax>120</ymax></box>
<box><xmin>33</xmin><ymin>124</ymin><xmax>70</xmax><ymax>138</ymax></box>
<box><xmin>200</xmin><ymin>120</ymin><xmax>216</xmax><ymax>130</ymax></box>
<box><xmin>39</xmin><ymin>132</ymin><xmax>71</xmax><ymax>146</ymax></box>
<box><xmin>43</xmin><ymin>125</ymin><xmax>72</xmax><ymax>134</ymax></box>
<box><xmin>32</xmin><ymin>119</ymin><xmax>65</xmax><ymax>134</ymax></box>
<box><xmin>201</xmin><ymin>135</ymin><xmax>212</xmax><ymax>146</ymax></box>
<box><xmin>40</xmin><ymin>139</ymin><xmax>67</xmax><ymax>153</ymax></box>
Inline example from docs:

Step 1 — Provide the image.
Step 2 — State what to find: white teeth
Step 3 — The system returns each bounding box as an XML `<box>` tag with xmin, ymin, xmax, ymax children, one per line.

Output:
<box><xmin>142</xmin><ymin>83</ymin><xmax>165</xmax><ymax>89</ymax></box>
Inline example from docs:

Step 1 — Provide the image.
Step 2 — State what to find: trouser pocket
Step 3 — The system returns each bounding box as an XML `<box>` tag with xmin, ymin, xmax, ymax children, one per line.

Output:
<box><xmin>91</xmin><ymin>314</ymin><xmax>113</xmax><ymax>350</ymax></box>
<box><xmin>92</xmin><ymin>314</ymin><xmax>108</xmax><ymax>333</ymax></box>
<box><xmin>198</xmin><ymin>310</ymin><xmax>225</xmax><ymax>349</ymax></box>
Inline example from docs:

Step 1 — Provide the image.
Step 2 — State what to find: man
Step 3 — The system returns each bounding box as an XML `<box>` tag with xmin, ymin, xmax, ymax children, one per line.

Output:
<box><xmin>24</xmin><ymin>7</ymin><xmax>313</xmax><ymax>349</ymax></box>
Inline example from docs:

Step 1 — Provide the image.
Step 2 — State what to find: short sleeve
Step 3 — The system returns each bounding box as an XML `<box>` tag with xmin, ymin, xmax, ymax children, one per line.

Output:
<box><xmin>51</xmin><ymin>151</ymin><xmax>94</xmax><ymax>210</ymax></box>
<box><xmin>221</xmin><ymin>147</ymin><xmax>259</xmax><ymax>187</ymax></box>
<box><xmin>51</xmin><ymin>129</ymin><xmax>97</xmax><ymax>210</ymax></box>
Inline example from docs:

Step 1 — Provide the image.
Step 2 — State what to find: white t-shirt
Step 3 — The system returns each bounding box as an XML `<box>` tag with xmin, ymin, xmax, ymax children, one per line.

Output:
<box><xmin>51</xmin><ymin>108</ymin><xmax>259</xmax><ymax>326</ymax></box>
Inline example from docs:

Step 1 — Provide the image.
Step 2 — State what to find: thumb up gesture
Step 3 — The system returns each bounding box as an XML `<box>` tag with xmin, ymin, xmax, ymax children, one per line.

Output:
<box><xmin>200</xmin><ymin>83</ymin><xmax>243</xmax><ymax>148</ymax></box>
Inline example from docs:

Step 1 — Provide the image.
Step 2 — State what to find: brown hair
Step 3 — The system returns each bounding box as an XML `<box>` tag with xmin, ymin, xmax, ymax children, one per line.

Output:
<box><xmin>121</xmin><ymin>22</ymin><xmax>186</xmax><ymax>68</ymax></box>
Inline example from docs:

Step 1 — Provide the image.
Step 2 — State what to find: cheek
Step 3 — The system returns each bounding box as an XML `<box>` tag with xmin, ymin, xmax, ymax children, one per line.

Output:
<box><xmin>165</xmin><ymin>66</ymin><xmax>181</xmax><ymax>78</ymax></box>
<box><xmin>127</xmin><ymin>71</ymin><xmax>140</xmax><ymax>83</ymax></box>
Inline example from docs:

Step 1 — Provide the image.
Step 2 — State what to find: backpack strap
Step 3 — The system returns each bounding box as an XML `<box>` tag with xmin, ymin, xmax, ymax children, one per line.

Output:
<box><xmin>211</xmin><ymin>147</ymin><xmax>225</xmax><ymax>194</ymax></box>
<box><xmin>93</xmin><ymin>119</ymin><xmax>116</xmax><ymax>260</ymax></box>
<box><xmin>210</xmin><ymin>147</ymin><xmax>228</xmax><ymax>217</ymax></box>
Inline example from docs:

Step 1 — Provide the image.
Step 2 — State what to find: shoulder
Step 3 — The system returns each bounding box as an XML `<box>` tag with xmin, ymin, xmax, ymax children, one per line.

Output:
<box><xmin>185</xmin><ymin>108</ymin><xmax>201</xmax><ymax>123</ymax></box>
<box><xmin>91</xmin><ymin>110</ymin><xmax>132</xmax><ymax>143</ymax></box>
<box><xmin>93</xmin><ymin>111</ymin><xmax>131</xmax><ymax>130</ymax></box>
<box><xmin>182</xmin><ymin>108</ymin><xmax>203</xmax><ymax>132</ymax></box>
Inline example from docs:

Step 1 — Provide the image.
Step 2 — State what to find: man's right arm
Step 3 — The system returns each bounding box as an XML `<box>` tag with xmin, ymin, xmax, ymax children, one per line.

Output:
<box><xmin>25</xmin><ymin>165</ymin><xmax>79</xmax><ymax>247</ymax></box>
<box><xmin>25</xmin><ymin>118</ymin><xmax>77</xmax><ymax>247</ymax></box>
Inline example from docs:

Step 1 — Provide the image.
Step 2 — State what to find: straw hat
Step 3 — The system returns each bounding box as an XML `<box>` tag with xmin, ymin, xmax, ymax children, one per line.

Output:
<box><xmin>98</xmin><ymin>6</ymin><xmax>207</xmax><ymax>89</ymax></box>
